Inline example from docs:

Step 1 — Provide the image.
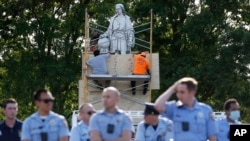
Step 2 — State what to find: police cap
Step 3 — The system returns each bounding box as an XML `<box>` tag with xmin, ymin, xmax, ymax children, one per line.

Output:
<box><xmin>143</xmin><ymin>102</ymin><xmax>159</xmax><ymax>115</ymax></box>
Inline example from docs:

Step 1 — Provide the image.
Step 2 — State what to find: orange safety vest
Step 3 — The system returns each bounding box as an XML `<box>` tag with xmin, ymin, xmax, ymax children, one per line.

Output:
<box><xmin>133</xmin><ymin>54</ymin><xmax>150</xmax><ymax>75</ymax></box>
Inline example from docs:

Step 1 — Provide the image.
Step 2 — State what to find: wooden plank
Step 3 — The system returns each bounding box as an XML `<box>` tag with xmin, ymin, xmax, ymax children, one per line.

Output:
<box><xmin>87</xmin><ymin>74</ymin><xmax>151</xmax><ymax>81</ymax></box>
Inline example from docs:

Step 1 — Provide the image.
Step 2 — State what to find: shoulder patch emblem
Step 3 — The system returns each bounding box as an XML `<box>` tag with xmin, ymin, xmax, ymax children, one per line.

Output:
<box><xmin>117</xmin><ymin>115</ymin><xmax>123</xmax><ymax>123</ymax></box>
<box><xmin>50</xmin><ymin>119</ymin><xmax>56</xmax><ymax>126</ymax></box>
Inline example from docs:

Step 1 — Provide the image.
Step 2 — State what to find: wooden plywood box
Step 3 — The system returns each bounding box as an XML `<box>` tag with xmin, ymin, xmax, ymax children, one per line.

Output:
<box><xmin>85</xmin><ymin>53</ymin><xmax>159</xmax><ymax>91</ymax></box>
<box><xmin>79</xmin><ymin>53</ymin><xmax>159</xmax><ymax>111</ymax></box>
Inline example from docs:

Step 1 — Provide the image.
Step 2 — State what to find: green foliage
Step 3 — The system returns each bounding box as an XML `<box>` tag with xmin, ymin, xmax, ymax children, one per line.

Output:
<box><xmin>0</xmin><ymin>0</ymin><xmax>250</xmax><ymax>124</ymax></box>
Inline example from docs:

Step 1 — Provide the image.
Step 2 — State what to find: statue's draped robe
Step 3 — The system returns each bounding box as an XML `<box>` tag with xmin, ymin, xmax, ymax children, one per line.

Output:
<box><xmin>103</xmin><ymin>15</ymin><xmax>134</xmax><ymax>54</ymax></box>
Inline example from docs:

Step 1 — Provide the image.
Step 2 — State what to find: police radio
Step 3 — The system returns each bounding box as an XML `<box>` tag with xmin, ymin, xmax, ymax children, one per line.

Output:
<box><xmin>107</xmin><ymin>124</ymin><xmax>115</xmax><ymax>134</ymax></box>
<box><xmin>182</xmin><ymin>122</ymin><xmax>189</xmax><ymax>131</ymax></box>
<box><xmin>40</xmin><ymin>132</ymin><xmax>48</xmax><ymax>141</ymax></box>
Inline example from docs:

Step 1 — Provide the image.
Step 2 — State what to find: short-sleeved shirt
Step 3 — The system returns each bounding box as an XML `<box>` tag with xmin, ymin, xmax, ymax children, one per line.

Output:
<box><xmin>132</xmin><ymin>54</ymin><xmax>150</xmax><ymax>75</ymax></box>
<box><xmin>0</xmin><ymin>119</ymin><xmax>22</xmax><ymax>141</ymax></box>
<box><xmin>216</xmin><ymin>118</ymin><xmax>241</xmax><ymax>141</ymax></box>
<box><xmin>87</xmin><ymin>54</ymin><xmax>109</xmax><ymax>74</ymax></box>
<box><xmin>135</xmin><ymin>116</ymin><xmax>173</xmax><ymax>141</ymax></box>
<box><xmin>70</xmin><ymin>121</ymin><xmax>89</xmax><ymax>141</ymax></box>
<box><xmin>89</xmin><ymin>108</ymin><xmax>133</xmax><ymax>140</ymax></box>
<box><xmin>21</xmin><ymin>111</ymin><xmax>70</xmax><ymax>141</ymax></box>
<box><xmin>163</xmin><ymin>99</ymin><xmax>217</xmax><ymax>141</ymax></box>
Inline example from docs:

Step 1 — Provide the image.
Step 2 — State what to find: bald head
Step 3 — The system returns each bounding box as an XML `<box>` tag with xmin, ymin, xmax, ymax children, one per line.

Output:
<box><xmin>103</xmin><ymin>87</ymin><xmax>120</xmax><ymax>97</ymax></box>
<box><xmin>102</xmin><ymin>87</ymin><xmax>120</xmax><ymax>110</ymax></box>
<box><xmin>79</xmin><ymin>103</ymin><xmax>94</xmax><ymax>112</ymax></box>
<box><xmin>78</xmin><ymin>103</ymin><xmax>95</xmax><ymax>123</ymax></box>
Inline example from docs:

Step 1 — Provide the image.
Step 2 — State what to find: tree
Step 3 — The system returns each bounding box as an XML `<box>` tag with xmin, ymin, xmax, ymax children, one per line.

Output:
<box><xmin>0</xmin><ymin>0</ymin><xmax>87</xmax><ymax>123</ymax></box>
<box><xmin>0</xmin><ymin>0</ymin><xmax>249</xmax><ymax>123</ymax></box>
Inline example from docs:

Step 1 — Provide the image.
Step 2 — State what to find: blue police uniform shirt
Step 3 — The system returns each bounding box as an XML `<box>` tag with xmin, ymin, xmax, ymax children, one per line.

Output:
<box><xmin>70</xmin><ymin>121</ymin><xmax>89</xmax><ymax>141</ymax></box>
<box><xmin>0</xmin><ymin>119</ymin><xmax>22</xmax><ymax>141</ymax></box>
<box><xmin>21</xmin><ymin>111</ymin><xmax>70</xmax><ymax>141</ymax></box>
<box><xmin>163</xmin><ymin>99</ymin><xmax>217</xmax><ymax>141</ymax></box>
<box><xmin>89</xmin><ymin>108</ymin><xmax>133</xmax><ymax>140</ymax></box>
<box><xmin>135</xmin><ymin>116</ymin><xmax>173</xmax><ymax>141</ymax></box>
<box><xmin>216</xmin><ymin>117</ymin><xmax>241</xmax><ymax>141</ymax></box>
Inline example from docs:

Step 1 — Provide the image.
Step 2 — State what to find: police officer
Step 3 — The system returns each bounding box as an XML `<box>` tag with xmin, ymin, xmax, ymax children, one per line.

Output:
<box><xmin>0</xmin><ymin>98</ymin><xmax>22</xmax><ymax>141</ymax></box>
<box><xmin>21</xmin><ymin>89</ymin><xmax>70</xmax><ymax>141</ymax></box>
<box><xmin>89</xmin><ymin>86</ymin><xmax>133</xmax><ymax>141</ymax></box>
<box><xmin>135</xmin><ymin>102</ymin><xmax>173</xmax><ymax>141</ymax></box>
<box><xmin>216</xmin><ymin>98</ymin><xmax>241</xmax><ymax>141</ymax></box>
<box><xmin>70</xmin><ymin>103</ymin><xmax>96</xmax><ymax>141</ymax></box>
<box><xmin>155</xmin><ymin>77</ymin><xmax>217</xmax><ymax>141</ymax></box>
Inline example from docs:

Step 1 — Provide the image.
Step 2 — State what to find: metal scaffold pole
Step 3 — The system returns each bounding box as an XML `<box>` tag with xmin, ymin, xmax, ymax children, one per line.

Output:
<box><xmin>148</xmin><ymin>9</ymin><xmax>153</xmax><ymax>102</ymax></box>
<box><xmin>82</xmin><ymin>8</ymin><xmax>89</xmax><ymax>103</ymax></box>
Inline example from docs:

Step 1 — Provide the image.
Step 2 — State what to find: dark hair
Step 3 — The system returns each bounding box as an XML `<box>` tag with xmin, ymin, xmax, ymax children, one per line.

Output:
<box><xmin>94</xmin><ymin>50</ymin><xmax>100</xmax><ymax>56</ymax></box>
<box><xmin>2</xmin><ymin>98</ymin><xmax>17</xmax><ymax>109</ymax></box>
<box><xmin>33</xmin><ymin>89</ymin><xmax>53</xmax><ymax>101</ymax></box>
<box><xmin>179</xmin><ymin>77</ymin><xmax>198</xmax><ymax>92</ymax></box>
<box><xmin>224</xmin><ymin>98</ymin><xmax>238</xmax><ymax>111</ymax></box>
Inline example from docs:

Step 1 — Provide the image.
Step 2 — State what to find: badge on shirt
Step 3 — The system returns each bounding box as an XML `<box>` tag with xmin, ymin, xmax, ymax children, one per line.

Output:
<box><xmin>117</xmin><ymin>116</ymin><xmax>123</xmax><ymax>123</ymax></box>
<box><xmin>197</xmin><ymin>112</ymin><xmax>204</xmax><ymax>118</ymax></box>
<box><xmin>50</xmin><ymin>119</ymin><xmax>55</xmax><ymax>126</ymax></box>
<box><xmin>0</xmin><ymin>130</ymin><xmax>2</xmax><ymax>136</ymax></box>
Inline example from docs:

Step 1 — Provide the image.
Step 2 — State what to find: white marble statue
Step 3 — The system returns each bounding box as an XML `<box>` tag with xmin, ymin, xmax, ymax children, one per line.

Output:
<box><xmin>100</xmin><ymin>3</ymin><xmax>135</xmax><ymax>54</ymax></box>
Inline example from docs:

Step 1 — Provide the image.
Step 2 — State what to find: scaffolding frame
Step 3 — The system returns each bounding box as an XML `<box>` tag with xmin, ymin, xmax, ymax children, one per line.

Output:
<box><xmin>82</xmin><ymin>9</ymin><xmax>154</xmax><ymax>104</ymax></box>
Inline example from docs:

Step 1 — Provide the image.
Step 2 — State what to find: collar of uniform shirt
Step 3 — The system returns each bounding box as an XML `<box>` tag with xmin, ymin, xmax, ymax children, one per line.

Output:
<box><xmin>3</xmin><ymin>119</ymin><xmax>20</xmax><ymax>129</ymax></box>
<box><xmin>100</xmin><ymin>107</ymin><xmax>123</xmax><ymax>114</ymax></box>
<box><xmin>32</xmin><ymin>111</ymin><xmax>55</xmax><ymax>119</ymax></box>
<box><xmin>177</xmin><ymin>98</ymin><xmax>200</xmax><ymax>110</ymax></box>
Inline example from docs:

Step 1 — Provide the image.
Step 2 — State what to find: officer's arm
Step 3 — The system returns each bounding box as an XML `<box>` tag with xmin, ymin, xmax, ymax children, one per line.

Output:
<box><xmin>155</xmin><ymin>82</ymin><xmax>178</xmax><ymax>113</ymax></box>
<box><xmin>207</xmin><ymin>107</ymin><xmax>218</xmax><ymax>141</ymax></box>
<box><xmin>90</xmin><ymin>131</ymin><xmax>102</xmax><ymax>141</ymax></box>
<box><xmin>59</xmin><ymin>117</ymin><xmax>70</xmax><ymax>141</ymax></box>
<box><xmin>69</xmin><ymin>126</ymin><xmax>81</xmax><ymax>141</ymax></box>
<box><xmin>89</xmin><ymin>115</ymin><xmax>102</xmax><ymax>141</ymax></box>
<box><xmin>60</xmin><ymin>136</ymin><xmax>69</xmax><ymax>141</ymax></box>
<box><xmin>21</xmin><ymin>119</ymin><xmax>31</xmax><ymax>141</ymax></box>
<box><xmin>208</xmin><ymin>136</ymin><xmax>216</xmax><ymax>141</ymax></box>
<box><xmin>111</xmin><ymin>115</ymin><xmax>132</xmax><ymax>141</ymax></box>
<box><xmin>134</xmin><ymin>123</ymin><xmax>145</xmax><ymax>141</ymax></box>
<box><xmin>165</xmin><ymin>121</ymin><xmax>174</xmax><ymax>141</ymax></box>
<box><xmin>110</xmin><ymin>130</ymin><xmax>131</xmax><ymax>141</ymax></box>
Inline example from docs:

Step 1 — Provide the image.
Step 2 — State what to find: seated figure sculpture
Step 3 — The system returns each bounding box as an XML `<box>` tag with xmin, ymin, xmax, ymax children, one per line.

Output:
<box><xmin>99</xmin><ymin>3</ymin><xmax>135</xmax><ymax>54</ymax></box>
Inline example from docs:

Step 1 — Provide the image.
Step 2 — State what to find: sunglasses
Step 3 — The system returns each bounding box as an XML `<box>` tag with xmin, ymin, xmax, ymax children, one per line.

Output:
<box><xmin>39</xmin><ymin>99</ymin><xmax>54</xmax><ymax>103</ymax></box>
<box><xmin>86</xmin><ymin>111</ymin><xmax>96</xmax><ymax>115</ymax></box>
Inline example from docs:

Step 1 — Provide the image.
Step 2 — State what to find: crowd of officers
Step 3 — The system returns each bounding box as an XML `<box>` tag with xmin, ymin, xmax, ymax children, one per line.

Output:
<box><xmin>0</xmin><ymin>77</ymin><xmax>241</xmax><ymax>141</ymax></box>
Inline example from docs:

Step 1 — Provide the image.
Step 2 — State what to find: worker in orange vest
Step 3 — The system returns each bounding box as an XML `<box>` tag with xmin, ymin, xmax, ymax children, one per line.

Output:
<box><xmin>131</xmin><ymin>51</ymin><xmax>150</xmax><ymax>95</ymax></box>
